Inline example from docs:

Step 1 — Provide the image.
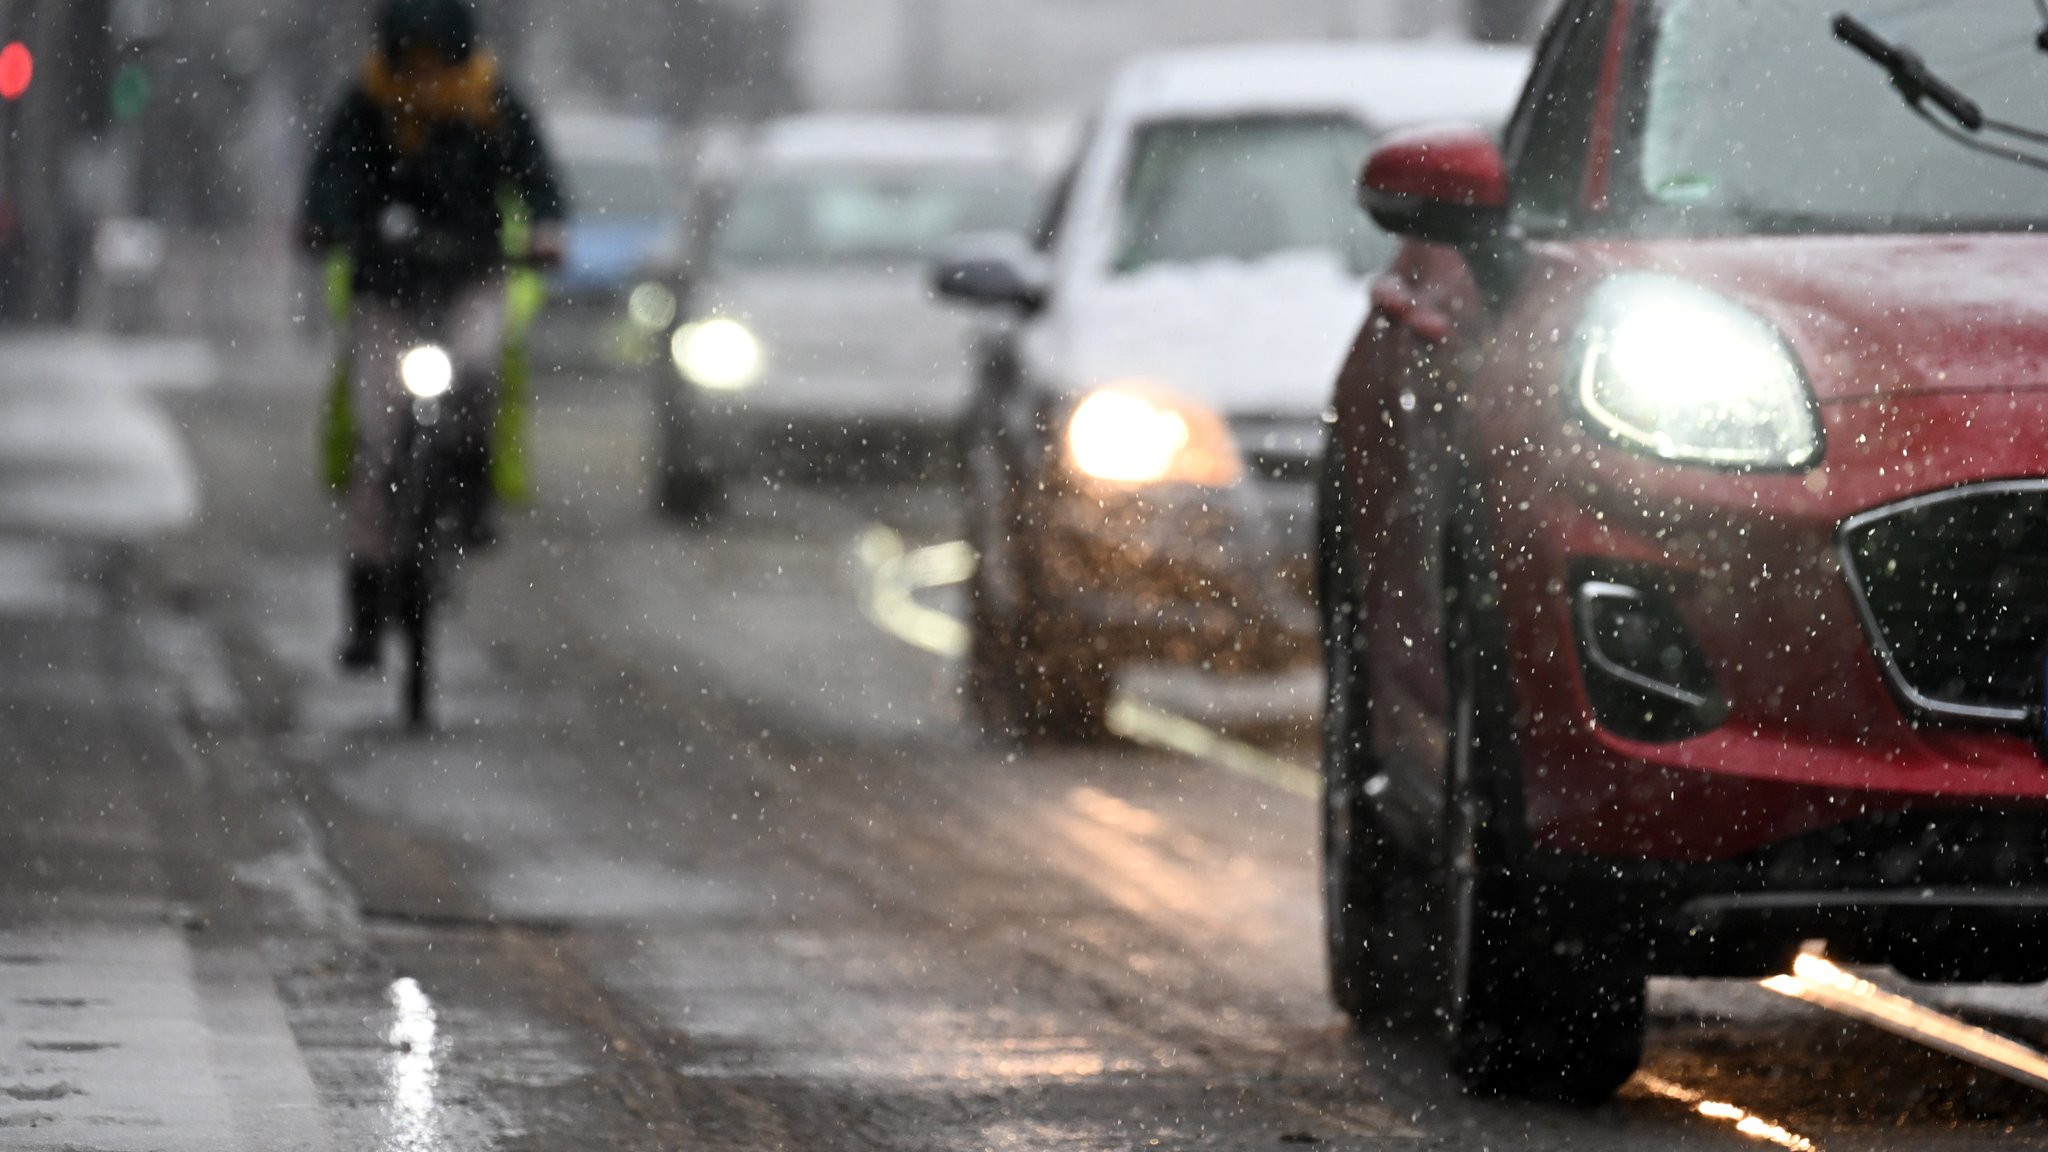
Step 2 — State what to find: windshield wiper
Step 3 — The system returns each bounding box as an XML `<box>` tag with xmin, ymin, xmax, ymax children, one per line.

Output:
<box><xmin>1833</xmin><ymin>12</ymin><xmax>2048</xmax><ymax>173</ymax></box>
<box><xmin>1833</xmin><ymin>13</ymin><xmax>1984</xmax><ymax>129</ymax></box>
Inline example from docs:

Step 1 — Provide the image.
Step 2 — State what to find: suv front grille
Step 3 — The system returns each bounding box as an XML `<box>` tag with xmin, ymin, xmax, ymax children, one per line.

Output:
<box><xmin>1841</xmin><ymin>481</ymin><xmax>2048</xmax><ymax>726</ymax></box>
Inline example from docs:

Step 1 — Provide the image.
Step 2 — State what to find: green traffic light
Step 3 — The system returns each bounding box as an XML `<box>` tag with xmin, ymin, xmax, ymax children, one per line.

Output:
<box><xmin>111</xmin><ymin>64</ymin><xmax>149</xmax><ymax>120</ymax></box>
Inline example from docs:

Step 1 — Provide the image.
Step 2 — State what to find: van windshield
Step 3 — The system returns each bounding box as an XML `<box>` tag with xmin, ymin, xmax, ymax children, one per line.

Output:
<box><xmin>1113</xmin><ymin>115</ymin><xmax>1389</xmax><ymax>274</ymax></box>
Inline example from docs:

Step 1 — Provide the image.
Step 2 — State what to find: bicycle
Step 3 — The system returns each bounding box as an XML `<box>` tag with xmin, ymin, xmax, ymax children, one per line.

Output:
<box><xmin>389</xmin><ymin>339</ymin><xmax>465</xmax><ymax>730</ymax></box>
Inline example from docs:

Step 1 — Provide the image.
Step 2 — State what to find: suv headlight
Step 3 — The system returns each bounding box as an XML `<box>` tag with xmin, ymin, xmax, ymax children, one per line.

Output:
<box><xmin>1573</xmin><ymin>275</ymin><xmax>1820</xmax><ymax>469</ymax></box>
<box><xmin>1064</xmin><ymin>384</ymin><xmax>1242</xmax><ymax>487</ymax></box>
<box><xmin>671</xmin><ymin>317</ymin><xmax>763</xmax><ymax>391</ymax></box>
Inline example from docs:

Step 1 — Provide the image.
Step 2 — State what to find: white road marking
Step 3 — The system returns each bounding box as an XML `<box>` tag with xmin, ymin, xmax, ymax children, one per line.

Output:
<box><xmin>855</xmin><ymin>526</ymin><xmax>1320</xmax><ymax>798</ymax></box>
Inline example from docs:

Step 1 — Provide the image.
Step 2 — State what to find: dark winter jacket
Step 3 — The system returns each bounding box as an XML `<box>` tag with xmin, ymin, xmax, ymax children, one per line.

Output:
<box><xmin>301</xmin><ymin>68</ymin><xmax>564</xmax><ymax>301</ymax></box>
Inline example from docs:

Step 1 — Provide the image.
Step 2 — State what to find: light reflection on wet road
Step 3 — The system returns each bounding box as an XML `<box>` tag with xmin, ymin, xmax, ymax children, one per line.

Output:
<box><xmin>384</xmin><ymin>978</ymin><xmax>440</xmax><ymax>1151</ymax></box>
<box><xmin>1638</xmin><ymin>1075</ymin><xmax>1818</xmax><ymax>1152</ymax></box>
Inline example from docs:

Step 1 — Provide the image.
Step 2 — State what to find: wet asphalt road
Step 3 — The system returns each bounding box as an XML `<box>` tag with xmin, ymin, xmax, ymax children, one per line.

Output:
<box><xmin>89</xmin><ymin>339</ymin><xmax>2048</xmax><ymax>1149</ymax></box>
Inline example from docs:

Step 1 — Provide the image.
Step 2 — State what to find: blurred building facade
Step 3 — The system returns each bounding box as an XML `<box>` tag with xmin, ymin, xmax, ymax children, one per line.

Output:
<box><xmin>792</xmin><ymin>0</ymin><xmax>1546</xmax><ymax>113</ymax></box>
<box><xmin>0</xmin><ymin>0</ymin><xmax>1546</xmax><ymax>326</ymax></box>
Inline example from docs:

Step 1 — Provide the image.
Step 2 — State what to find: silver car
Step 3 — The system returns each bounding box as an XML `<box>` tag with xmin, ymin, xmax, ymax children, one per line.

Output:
<box><xmin>651</xmin><ymin>115</ymin><xmax>1047</xmax><ymax>517</ymax></box>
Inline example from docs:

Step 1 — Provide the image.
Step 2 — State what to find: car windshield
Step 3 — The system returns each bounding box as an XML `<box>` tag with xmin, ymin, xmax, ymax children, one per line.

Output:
<box><xmin>1113</xmin><ymin>115</ymin><xmax>1390</xmax><ymax>274</ymax></box>
<box><xmin>710</xmin><ymin>166</ymin><xmax>1039</xmax><ymax>268</ymax></box>
<box><xmin>1640</xmin><ymin>0</ymin><xmax>2048</xmax><ymax>232</ymax></box>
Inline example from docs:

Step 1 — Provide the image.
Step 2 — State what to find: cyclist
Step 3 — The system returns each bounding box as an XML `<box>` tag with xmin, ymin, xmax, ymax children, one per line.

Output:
<box><xmin>300</xmin><ymin>0</ymin><xmax>565</xmax><ymax>671</ymax></box>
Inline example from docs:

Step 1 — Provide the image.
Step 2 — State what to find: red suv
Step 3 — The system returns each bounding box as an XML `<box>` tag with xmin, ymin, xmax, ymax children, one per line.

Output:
<box><xmin>1321</xmin><ymin>0</ymin><xmax>2048</xmax><ymax>1103</ymax></box>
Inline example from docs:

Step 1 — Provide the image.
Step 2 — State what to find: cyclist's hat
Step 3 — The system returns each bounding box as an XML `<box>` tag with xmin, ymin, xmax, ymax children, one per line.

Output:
<box><xmin>380</xmin><ymin>0</ymin><xmax>476</xmax><ymax>65</ymax></box>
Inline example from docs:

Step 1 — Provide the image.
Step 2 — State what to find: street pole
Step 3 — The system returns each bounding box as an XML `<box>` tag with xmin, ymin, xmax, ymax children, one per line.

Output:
<box><xmin>16</xmin><ymin>0</ymin><xmax>65</xmax><ymax>318</ymax></box>
<box><xmin>902</xmin><ymin>0</ymin><xmax>941</xmax><ymax>110</ymax></box>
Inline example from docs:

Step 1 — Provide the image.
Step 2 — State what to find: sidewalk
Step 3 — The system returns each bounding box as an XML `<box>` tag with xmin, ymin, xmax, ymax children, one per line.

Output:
<box><xmin>0</xmin><ymin>330</ymin><xmax>214</xmax><ymax>540</ymax></box>
<box><xmin>0</xmin><ymin>329</ymin><xmax>331</xmax><ymax>1150</ymax></box>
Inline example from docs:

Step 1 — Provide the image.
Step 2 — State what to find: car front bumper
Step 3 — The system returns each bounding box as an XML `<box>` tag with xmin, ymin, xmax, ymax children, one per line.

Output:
<box><xmin>1031</xmin><ymin>472</ymin><xmax>1319</xmax><ymax>673</ymax></box>
<box><xmin>1487</xmin><ymin>389</ymin><xmax>2048</xmax><ymax>866</ymax></box>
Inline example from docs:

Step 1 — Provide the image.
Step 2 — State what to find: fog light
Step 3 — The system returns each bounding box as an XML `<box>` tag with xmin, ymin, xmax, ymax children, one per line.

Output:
<box><xmin>1574</xmin><ymin>575</ymin><xmax>1726</xmax><ymax>742</ymax></box>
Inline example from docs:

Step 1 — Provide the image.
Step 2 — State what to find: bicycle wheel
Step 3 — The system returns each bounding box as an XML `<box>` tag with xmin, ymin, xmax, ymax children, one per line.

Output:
<box><xmin>392</xmin><ymin>411</ymin><xmax>441</xmax><ymax>731</ymax></box>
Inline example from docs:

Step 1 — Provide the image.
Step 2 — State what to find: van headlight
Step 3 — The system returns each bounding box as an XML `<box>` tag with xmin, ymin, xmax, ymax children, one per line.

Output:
<box><xmin>670</xmin><ymin>317</ymin><xmax>763</xmax><ymax>391</ymax></box>
<box><xmin>1064</xmin><ymin>384</ymin><xmax>1241</xmax><ymax>487</ymax></box>
<box><xmin>1573</xmin><ymin>275</ymin><xmax>1820</xmax><ymax>469</ymax></box>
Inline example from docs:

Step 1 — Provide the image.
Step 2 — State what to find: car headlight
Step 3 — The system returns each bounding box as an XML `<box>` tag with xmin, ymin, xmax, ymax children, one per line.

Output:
<box><xmin>1064</xmin><ymin>384</ymin><xmax>1242</xmax><ymax>487</ymax></box>
<box><xmin>670</xmin><ymin>317</ymin><xmax>763</xmax><ymax>391</ymax></box>
<box><xmin>1573</xmin><ymin>274</ymin><xmax>1820</xmax><ymax>469</ymax></box>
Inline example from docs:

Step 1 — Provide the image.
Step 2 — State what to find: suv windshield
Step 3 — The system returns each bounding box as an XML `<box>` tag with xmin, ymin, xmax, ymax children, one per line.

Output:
<box><xmin>711</xmin><ymin>166</ymin><xmax>1038</xmax><ymax>268</ymax></box>
<box><xmin>1113</xmin><ymin>115</ymin><xmax>1388</xmax><ymax>274</ymax></box>
<box><xmin>1641</xmin><ymin>0</ymin><xmax>2048</xmax><ymax>233</ymax></box>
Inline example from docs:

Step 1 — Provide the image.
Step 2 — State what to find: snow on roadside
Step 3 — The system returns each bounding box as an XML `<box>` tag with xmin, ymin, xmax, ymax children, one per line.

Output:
<box><xmin>0</xmin><ymin>332</ymin><xmax>215</xmax><ymax>539</ymax></box>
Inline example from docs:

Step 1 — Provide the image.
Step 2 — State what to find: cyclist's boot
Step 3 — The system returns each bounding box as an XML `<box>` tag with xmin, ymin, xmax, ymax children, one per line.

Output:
<box><xmin>337</xmin><ymin>562</ymin><xmax>384</xmax><ymax>673</ymax></box>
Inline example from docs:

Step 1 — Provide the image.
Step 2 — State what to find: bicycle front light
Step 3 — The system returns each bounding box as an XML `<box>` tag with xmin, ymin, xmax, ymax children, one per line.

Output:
<box><xmin>1572</xmin><ymin>274</ymin><xmax>1820</xmax><ymax>469</ymax></box>
<box><xmin>400</xmin><ymin>344</ymin><xmax>454</xmax><ymax>400</ymax></box>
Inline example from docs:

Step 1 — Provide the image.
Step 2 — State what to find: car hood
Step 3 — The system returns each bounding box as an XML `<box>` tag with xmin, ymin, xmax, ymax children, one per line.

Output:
<box><xmin>1600</xmin><ymin>234</ymin><xmax>2048</xmax><ymax>404</ymax></box>
<box><xmin>1040</xmin><ymin>251</ymin><xmax>1368</xmax><ymax>417</ymax></box>
<box><xmin>687</xmin><ymin>267</ymin><xmax>980</xmax><ymax>409</ymax></box>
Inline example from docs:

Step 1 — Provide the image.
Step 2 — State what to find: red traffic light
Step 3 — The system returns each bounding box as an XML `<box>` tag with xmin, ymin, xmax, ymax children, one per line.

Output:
<box><xmin>0</xmin><ymin>43</ymin><xmax>31</xmax><ymax>101</ymax></box>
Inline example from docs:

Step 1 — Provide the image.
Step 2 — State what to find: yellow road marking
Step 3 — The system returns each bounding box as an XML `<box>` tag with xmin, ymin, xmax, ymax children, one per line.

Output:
<box><xmin>1104</xmin><ymin>699</ymin><xmax>1320</xmax><ymax>799</ymax></box>
<box><xmin>856</xmin><ymin>528</ymin><xmax>975</xmax><ymax>658</ymax></box>
<box><xmin>855</xmin><ymin>526</ymin><xmax>1321</xmax><ymax>798</ymax></box>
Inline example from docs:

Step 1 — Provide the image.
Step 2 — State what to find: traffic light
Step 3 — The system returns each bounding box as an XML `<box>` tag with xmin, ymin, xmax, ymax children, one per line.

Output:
<box><xmin>0</xmin><ymin>42</ymin><xmax>32</xmax><ymax>101</ymax></box>
<box><xmin>110</xmin><ymin>63</ymin><xmax>148</xmax><ymax>120</ymax></box>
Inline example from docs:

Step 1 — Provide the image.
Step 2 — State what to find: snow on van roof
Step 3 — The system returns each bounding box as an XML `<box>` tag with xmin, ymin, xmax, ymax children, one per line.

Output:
<box><xmin>750</xmin><ymin>114</ymin><xmax>1036</xmax><ymax>170</ymax></box>
<box><xmin>1108</xmin><ymin>40</ymin><xmax>1532</xmax><ymax>127</ymax></box>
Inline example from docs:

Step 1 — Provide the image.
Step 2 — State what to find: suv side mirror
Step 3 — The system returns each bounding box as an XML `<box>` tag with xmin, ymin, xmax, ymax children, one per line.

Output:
<box><xmin>931</xmin><ymin>232</ymin><xmax>1049</xmax><ymax>313</ymax></box>
<box><xmin>1359</xmin><ymin>124</ymin><xmax>1509</xmax><ymax>248</ymax></box>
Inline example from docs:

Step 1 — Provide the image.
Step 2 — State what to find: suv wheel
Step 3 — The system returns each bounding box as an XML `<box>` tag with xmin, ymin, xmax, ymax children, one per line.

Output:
<box><xmin>1437</xmin><ymin>503</ymin><xmax>1645</xmax><ymax>1106</ymax></box>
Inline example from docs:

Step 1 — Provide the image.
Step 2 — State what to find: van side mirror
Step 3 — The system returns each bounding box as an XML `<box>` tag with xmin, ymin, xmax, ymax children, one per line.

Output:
<box><xmin>1359</xmin><ymin>124</ymin><xmax>1509</xmax><ymax>248</ymax></box>
<box><xmin>931</xmin><ymin>232</ymin><xmax>1049</xmax><ymax>313</ymax></box>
